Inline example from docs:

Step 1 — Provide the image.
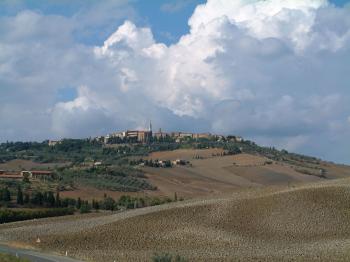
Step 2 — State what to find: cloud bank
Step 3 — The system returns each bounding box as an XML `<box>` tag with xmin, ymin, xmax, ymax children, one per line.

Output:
<box><xmin>1</xmin><ymin>0</ymin><xmax>350</xmax><ymax>163</ymax></box>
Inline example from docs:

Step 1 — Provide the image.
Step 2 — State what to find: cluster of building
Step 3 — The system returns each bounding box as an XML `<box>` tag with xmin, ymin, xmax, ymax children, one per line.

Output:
<box><xmin>140</xmin><ymin>159</ymin><xmax>189</xmax><ymax>168</ymax></box>
<box><xmin>102</xmin><ymin>129</ymin><xmax>153</xmax><ymax>144</ymax></box>
<box><xmin>101</xmin><ymin>130</ymin><xmax>215</xmax><ymax>144</ymax></box>
<box><xmin>0</xmin><ymin>170</ymin><xmax>54</xmax><ymax>180</ymax></box>
<box><xmin>47</xmin><ymin>121</ymin><xmax>244</xmax><ymax>145</ymax></box>
<box><xmin>95</xmin><ymin>121</ymin><xmax>243</xmax><ymax>144</ymax></box>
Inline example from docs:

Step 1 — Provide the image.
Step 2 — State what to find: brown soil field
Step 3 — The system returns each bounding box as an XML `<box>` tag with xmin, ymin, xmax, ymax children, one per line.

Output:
<box><xmin>2</xmin><ymin>178</ymin><xmax>350</xmax><ymax>261</ymax></box>
<box><xmin>142</xmin><ymin>152</ymin><xmax>350</xmax><ymax>199</ymax></box>
<box><xmin>60</xmin><ymin>186</ymin><xmax>160</xmax><ymax>200</ymax></box>
<box><xmin>2</xmin><ymin>152</ymin><xmax>349</xmax><ymax>203</ymax></box>
<box><xmin>231</xmin><ymin>153</ymin><xmax>269</xmax><ymax>166</ymax></box>
<box><xmin>0</xmin><ymin>159</ymin><xmax>69</xmax><ymax>171</ymax></box>
<box><xmin>147</xmin><ymin>148</ymin><xmax>226</xmax><ymax>161</ymax></box>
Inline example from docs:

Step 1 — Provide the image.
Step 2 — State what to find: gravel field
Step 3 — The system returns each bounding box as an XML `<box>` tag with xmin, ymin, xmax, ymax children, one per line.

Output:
<box><xmin>2</xmin><ymin>179</ymin><xmax>350</xmax><ymax>261</ymax></box>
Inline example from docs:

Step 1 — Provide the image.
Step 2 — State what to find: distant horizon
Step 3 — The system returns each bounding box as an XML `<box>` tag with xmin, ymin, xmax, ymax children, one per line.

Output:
<box><xmin>2</xmin><ymin>132</ymin><xmax>349</xmax><ymax>166</ymax></box>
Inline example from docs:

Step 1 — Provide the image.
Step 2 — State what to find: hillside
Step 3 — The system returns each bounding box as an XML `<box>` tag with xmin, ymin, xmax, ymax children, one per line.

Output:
<box><xmin>142</xmin><ymin>149</ymin><xmax>350</xmax><ymax>198</ymax></box>
<box><xmin>1</xmin><ymin>139</ymin><xmax>350</xmax><ymax>201</ymax></box>
<box><xmin>2</xmin><ymin>178</ymin><xmax>350</xmax><ymax>261</ymax></box>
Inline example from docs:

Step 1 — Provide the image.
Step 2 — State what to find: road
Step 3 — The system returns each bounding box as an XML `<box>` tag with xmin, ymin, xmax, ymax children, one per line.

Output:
<box><xmin>0</xmin><ymin>244</ymin><xmax>82</xmax><ymax>262</ymax></box>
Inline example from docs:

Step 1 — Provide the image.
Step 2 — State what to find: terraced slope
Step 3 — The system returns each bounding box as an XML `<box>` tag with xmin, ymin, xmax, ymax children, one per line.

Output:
<box><xmin>2</xmin><ymin>178</ymin><xmax>350</xmax><ymax>261</ymax></box>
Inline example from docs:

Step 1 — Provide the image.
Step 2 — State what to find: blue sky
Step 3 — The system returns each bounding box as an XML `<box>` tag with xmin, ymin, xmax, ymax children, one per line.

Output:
<box><xmin>0</xmin><ymin>0</ymin><xmax>348</xmax><ymax>45</ymax></box>
<box><xmin>0</xmin><ymin>0</ymin><xmax>207</xmax><ymax>45</ymax></box>
<box><xmin>0</xmin><ymin>0</ymin><xmax>350</xmax><ymax>163</ymax></box>
<box><xmin>133</xmin><ymin>0</ymin><xmax>350</xmax><ymax>44</ymax></box>
<box><xmin>132</xmin><ymin>0</ymin><xmax>206</xmax><ymax>44</ymax></box>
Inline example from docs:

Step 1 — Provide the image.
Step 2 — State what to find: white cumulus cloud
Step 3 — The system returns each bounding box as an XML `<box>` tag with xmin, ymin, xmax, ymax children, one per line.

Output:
<box><xmin>1</xmin><ymin>0</ymin><xmax>350</xmax><ymax>163</ymax></box>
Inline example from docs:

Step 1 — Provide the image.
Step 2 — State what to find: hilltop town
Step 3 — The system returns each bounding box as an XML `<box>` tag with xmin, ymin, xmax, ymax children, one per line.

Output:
<box><xmin>1</xmin><ymin>122</ymin><xmax>246</xmax><ymax>185</ymax></box>
<box><xmin>49</xmin><ymin>122</ymin><xmax>243</xmax><ymax>146</ymax></box>
<box><xmin>1</xmin><ymin>124</ymin><xmax>350</xmax><ymax>262</ymax></box>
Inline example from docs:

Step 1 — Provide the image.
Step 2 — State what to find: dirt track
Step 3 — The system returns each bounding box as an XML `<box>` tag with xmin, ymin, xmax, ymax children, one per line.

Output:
<box><xmin>3</xmin><ymin>178</ymin><xmax>350</xmax><ymax>261</ymax></box>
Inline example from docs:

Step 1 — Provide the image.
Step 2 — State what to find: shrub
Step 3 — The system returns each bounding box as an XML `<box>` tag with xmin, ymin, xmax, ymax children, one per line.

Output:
<box><xmin>79</xmin><ymin>203</ymin><xmax>91</xmax><ymax>214</ymax></box>
<box><xmin>101</xmin><ymin>197</ymin><xmax>117</xmax><ymax>211</ymax></box>
<box><xmin>61</xmin><ymin>197</ymin><xmax>76</xmax><ymax>208</ymax></box>
<box><xmin>0</xmin><ymin>188</ymin><xmax>11</xmax><ymax>202</ymax></box>
<box><xmin>0</xmin><ymin>208</ymin><xmax>74</xmax><ymax>224</ymax></box>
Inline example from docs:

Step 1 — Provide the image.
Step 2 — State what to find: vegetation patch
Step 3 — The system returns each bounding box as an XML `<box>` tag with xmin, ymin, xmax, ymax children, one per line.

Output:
<box><xmin>0</xmin><ymin>208</ymin><xmax>74</xmax><ymax>224</ymax></box>
<box><xmin>0</xmin><ymin>253</ymin><xmax>30</xmax><ymax>262</ymax></box>
<box><xmin>295</xmin><ymin>168</ymin><xmax>326</xmax><ymax>178</ymax></box>
<box><xmin>58</xmin><ymin>165</ymin><xmax>156</xmax><ymax>192</ymax></box>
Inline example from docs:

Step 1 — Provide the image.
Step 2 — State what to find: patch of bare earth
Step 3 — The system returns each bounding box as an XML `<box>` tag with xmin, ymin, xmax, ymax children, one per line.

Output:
<box><xmin>142</xmin><ymin>153</ymin><xmax>332</xmax><ymax>199</ymax></box>
<box><xmin>60</xmin><ymin>186</ymin><xmax>161</xmax><ymax>200</ymax></box>
<box><xmin>146</xmin><ymin>148</ymin><xmax>226</xmax><ymax>161</ymax></box>
<box><xmin>2</xmin><ymin>179</ymin><xmax>350</xmax><ymax>261</ymax></box>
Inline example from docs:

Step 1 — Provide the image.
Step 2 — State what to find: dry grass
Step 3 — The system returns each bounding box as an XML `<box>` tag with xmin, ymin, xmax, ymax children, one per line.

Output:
<box><xmin>2</xmin><ymin>179</ymin><xmax>350</xmax><ymax>261</ymax></box>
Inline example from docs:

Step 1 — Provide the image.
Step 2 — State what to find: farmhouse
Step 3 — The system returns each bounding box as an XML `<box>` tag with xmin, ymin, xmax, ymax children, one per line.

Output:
<box><xmin>48</xmin><ymin>140</ymin><xmax>61</xmax><ymax>147</ymax></box>
<box><xmin>21</xmin><ymin>170</ymin><xmax>54</xmax><ymax>179</ymax></box>
<box><xmin>0</xmin><ymin>174</ymin><xmax>23</xmax><ymax>179</ymax></box>
<box><xmin>94</xmin><ymin>161</ymin><xmax>103</xmax><ymax>167</ymax></box>
<box><xmin>235</xmin><ymin>136</ymin><xmax>243</xmax><ymax>142</ymax></box>
<box><xmin>172</xmin><ymin>159</ymin><xmax>187</xmax><ymax>166</ymax></box>
<box><xmin>0</xmin><ymin>171</ymin><xmax>23</xmax><ymax>179</ymax></box>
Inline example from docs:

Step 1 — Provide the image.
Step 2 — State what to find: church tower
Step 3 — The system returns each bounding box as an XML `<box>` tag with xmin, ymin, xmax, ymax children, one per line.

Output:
<box><xmin>149</xmin><ymin>120</ymin><xmax>152</xmax><ymax>132</ymax></box>
<box><xmin>147</xmin><ymin>120</ymin><xmax>153</xmax><ymax>143</ymax></box>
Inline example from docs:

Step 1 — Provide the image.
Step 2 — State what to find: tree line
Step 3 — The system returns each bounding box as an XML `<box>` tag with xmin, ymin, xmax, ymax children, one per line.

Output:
<box><xmin>1</xmin><ymin>186</ymin><xmax>182</xmax><ymax>215</ymax></box>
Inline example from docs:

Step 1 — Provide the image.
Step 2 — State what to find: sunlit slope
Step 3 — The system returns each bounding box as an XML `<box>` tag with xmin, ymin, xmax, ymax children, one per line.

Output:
<box><xmin>32</xmin><ymin>178</ymin><xmax>350</xmax><ymax>261</ymax></box>
<box><xmin>144</xmin><ymin>151</ymin><xmax>350</xmax><ymax>198</ymax></box>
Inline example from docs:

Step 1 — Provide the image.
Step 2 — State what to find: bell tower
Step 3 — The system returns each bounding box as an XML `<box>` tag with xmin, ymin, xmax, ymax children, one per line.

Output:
<box><xmin>149</xmin><ymin>120</ymin><xmax>152</xmax><ymax>132</ymax></box>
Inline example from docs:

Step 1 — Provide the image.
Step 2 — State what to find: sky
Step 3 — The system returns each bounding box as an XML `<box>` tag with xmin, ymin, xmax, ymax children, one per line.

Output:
<box><xmin>0</xmin><ymin>0</ymin><xmax>350</xmax><ymax>164</ymax></box>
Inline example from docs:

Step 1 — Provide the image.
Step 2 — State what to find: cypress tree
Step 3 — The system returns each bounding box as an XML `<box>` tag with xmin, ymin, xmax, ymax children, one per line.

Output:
<box><xmin>43</xmin><ymin>192</ymin><xmax>48</xmax><ymax>205</ymax></box>
<box><xmin>76</xmin><ymin>197</ymin><xmax>82</xmax><ymax>209</ymax></box>
<box><xmin>31</xmin><ymin>192</ymin><xmax>43</xmax><ymax>206</ymax></box>
<box><xmin>3</xmin><ymin>187</ymin><xmax>11</xmax><ymax>202</ymax></box>
<box><xmin>16</xmin><ymin>186</ymin><xmax>24</xmax><ymax>205</ymax></box>
<box><xmin>47</xmin><ymin>191</ymin><xmax>55</xmax><ymax>207</ymax></box>
<box><xmin>24</xmin><ymin>193</ymin><xmax>30</xmax><ymax>204</ymax></box>
<box><xmin>55</xmin><ymin>191</ymin><xmax>61</xmax><ymax>207</ymax></box>
<box><xmin>92</xmin><ymin>199</ymin><xmax>99</xmax><ymax>210</ymax></box>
